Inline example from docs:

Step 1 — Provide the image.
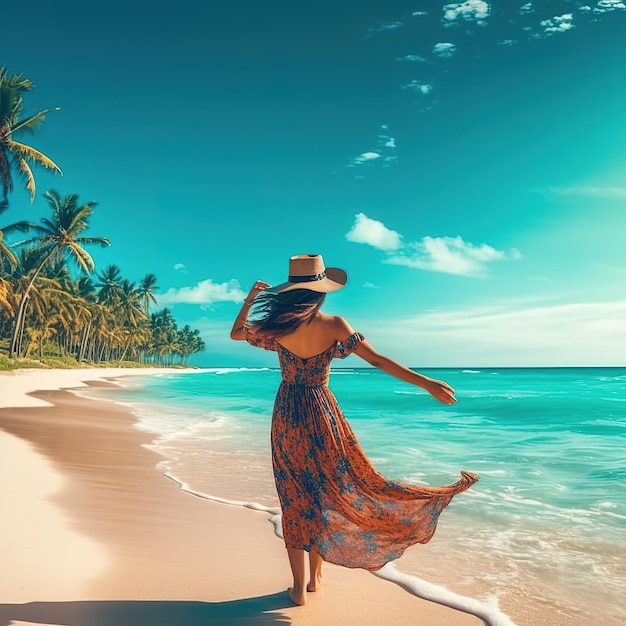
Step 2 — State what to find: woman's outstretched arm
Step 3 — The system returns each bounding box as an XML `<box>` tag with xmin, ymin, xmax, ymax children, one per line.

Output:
<box><xmin>230</xmin><ymin>280</ymin><xmax>270</xmax><ymax>341</ymax></box>
<box><xmin>333</xmin><ymin>317</ymin><xmax>457</xmax><ymax>405</ymax></box>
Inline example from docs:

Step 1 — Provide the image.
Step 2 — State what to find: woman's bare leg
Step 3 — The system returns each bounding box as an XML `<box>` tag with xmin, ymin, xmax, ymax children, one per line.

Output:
<box><xmin>286</xmin><ymin>547</ymin><xmax>307</xmax><ymax>605</ymax></box>
<box><xmin>307</xmin><ymin>549</ymin><xmax>323</xmax><ymax>592</ymax></box>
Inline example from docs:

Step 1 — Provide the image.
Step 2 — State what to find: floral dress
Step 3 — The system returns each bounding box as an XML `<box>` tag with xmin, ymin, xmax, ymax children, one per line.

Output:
<box><xmin>246</xmin><ymin>330</ymin><xmax>478</xmax><ymax>571</ymax></box>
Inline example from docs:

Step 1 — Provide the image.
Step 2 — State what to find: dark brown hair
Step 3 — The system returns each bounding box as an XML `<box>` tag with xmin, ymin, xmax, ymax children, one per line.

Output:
<box><xmin>246</xmin><ymin>289</ymin><xmax>326</xmax><ymax>338</ymax></box>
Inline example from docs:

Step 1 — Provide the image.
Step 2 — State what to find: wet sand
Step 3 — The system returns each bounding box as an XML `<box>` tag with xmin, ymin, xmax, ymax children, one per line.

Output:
<box><xmin>0</xmin><ymin>369</ymin><xmax>486</xmax><ymax>625</ymax></box>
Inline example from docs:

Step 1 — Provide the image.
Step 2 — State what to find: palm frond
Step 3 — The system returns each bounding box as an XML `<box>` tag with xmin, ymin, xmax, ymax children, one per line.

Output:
<box><xmin>0</xmin><ymin>219</ymin><xmax>36</xmax><ymax>234</ymax></box>
<box><xmin>66</xmin><ymin>204</ymin><xmax>95</xmax><ymax>232</ymax></box>
<box><xmin>0</xmin><ymin>69</ymin><xmax>33</xmax><ymax>92</ymax></box>
<box><xmin>67</xmin><ymin>243</ymin><xmax>96</xmax><ymax>273</ymax></box>
<box><xmin>43</xmin><ymin>189</ymin><xmax>62</xmax><ymax>208</ymax></box>
<box><xmin>17</xmin><ymin>157</ymin><xmax>36</xmax><ymax>201</ymax></box>
<box><xmin>10</xmin><ymin>107</ymin><xmax>60</xmax><ymax>135</ymax></box>
<box><xmin>0</xmin><ymin>231</ymin><xmax>19</xmax><ymax>270</ymax></box>
<box><xmin>8</xmin><ymin>235</ymin><xmax>35</xmax><ymax>247</ymax></box>
<box><xmin>7</xmin><ymin>140</ymin><xmax>62</xmax><ymax>174</ymax></box>
<box><xmin>37</xmin><ymin>217</ymin><xmax>58</xmax><ymax>234</ymax></box>
<box><xmin>0</xmin><ymin>276</ymin><xmax>14</xmax><ymax>314</ymax></box>
<box><xmin>0</xmin><ymin>84</ymin><xmax>19</xmax><ymax>124</ymax></box>
<box><xmin>10</xmin><ymin>233</ymin><xmax>53</xmax><ymax>247</ymax></box>
<box><xmin>0</xmin><ymin>145</ymin><xmax>12</xmax><ymax>196</ymax></box>
<box><xmin>76</xmin><ymin>236</ymin><xmax>111</xmax><ymax>248</ymax></box>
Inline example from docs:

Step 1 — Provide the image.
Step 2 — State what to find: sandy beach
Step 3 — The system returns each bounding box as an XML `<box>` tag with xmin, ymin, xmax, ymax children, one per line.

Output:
<box><xmin>0</xmin><ymin>368</ymin><xmax>495</xmax><ymax>625</ymax></box>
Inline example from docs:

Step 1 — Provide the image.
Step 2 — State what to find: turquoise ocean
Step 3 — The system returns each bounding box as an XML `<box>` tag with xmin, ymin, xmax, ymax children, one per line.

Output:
<box><xmin>85</xmin><ymin>367</ymin><xmax>625</xmax><ymax>626</ymax></box>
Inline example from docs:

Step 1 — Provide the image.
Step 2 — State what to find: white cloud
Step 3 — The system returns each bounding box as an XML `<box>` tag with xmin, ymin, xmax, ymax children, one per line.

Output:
<box><xmin>356</xmin><ymin>152</ymin><xmax>380</xmax><ymax>162</ymax></box>
<box><xmin>412</xmin><ymin>11</ymin><xmax>428</xmax><ymax>17</ymax></box>
<box><xmin>349</xmin><ymin>126</ymin><xmax>397</xmax><ymax>169</ymax></box>
<box><xmin>378</xmin><ymin>21</ymin><xmax>403</xmax><ymax>31</ymax></box>
<box><xmin>158</xmin><ymin>279</ymin><xmax>245</xmax><ymax>307</ymax></box>
<box><xmin>594</xmin><ymin>0</ymin><xmax>626</xmax><ymax>12</ymax></box>
<box><xmin>346</xmin><ymin>214</ymin><xmax>519</xmax><ymax>277</ymax></box>
<box><xmin>433</xmin><ymin>42</ymin><xmax>457</xmax><ymax>57</ymax></box>
<box><xmin>174</xmin><ymin>263</ymin><xmax>187</xmax><ymax>272</ymax></box>
<box><xmin>345</xmin><ymin>213</ymin><xmax>402</xmax><ymax>251</ymax></box>
<box><xmin>540</xmin><ymin>13</ymin><xmax>575</xmax><ymax>34</ymax></box>
<box><xmin>401</xmin><ymin>81</ymin><xmax>433</xmax><ymax>94</ymax></box>
<box><xmin>443</xmin><ymin>0</ymin><xmax>490</xmax><ymax>22</ymax></box>
<box><xmin>367</xmin><ymin>22</ymin><xmax>404</xmax><ymax>36</ymax></box>
<box><xmin>519</xmin><ymin>2</ymin><xmax>534</xmax><ymax>14</ymax></box>
<box><xmin>396</xmin><ymin>54</ymin><xmax>427</xmax><ymax>62</ymax></box>
<box><xmin>362</xmin><ymin>301</ymin><xmax>626</xmax><ymax>367</ymax></box>
<box><xmin>387</xmin><ymin>236</ymin><xmax>513</xmax><ymax>277</ymax></box>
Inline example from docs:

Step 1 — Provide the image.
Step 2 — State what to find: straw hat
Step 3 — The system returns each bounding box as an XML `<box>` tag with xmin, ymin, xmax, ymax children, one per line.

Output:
<box><xmin>268</xmin><ymin>254</ymin><xmax>347</xmax><ymax>293</ymax></box>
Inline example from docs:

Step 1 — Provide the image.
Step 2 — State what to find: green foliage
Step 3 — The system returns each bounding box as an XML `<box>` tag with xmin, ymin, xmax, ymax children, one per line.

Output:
<box><xmin>0</xmin><ymin>353</ymin><xmax>188</xmax><ymax>371</ymax></box>
<box><xmin>0</xmin><ymin>353</ymin><xmax>48</xmax><ymax>370</ymax></box>
<box><xmin>0</xmin><ymin>67</ymin><xmax>62</xmax><ymax>205</ymax></box>
<box><xmin>39</xmin><ymin>355</ymin><xmax>85</xmax><ymax>368</ymax></box>
<box><xmin>0</xmin><ymin>67</ymin><xmax>206</xmax><ymax>370</ymax></box>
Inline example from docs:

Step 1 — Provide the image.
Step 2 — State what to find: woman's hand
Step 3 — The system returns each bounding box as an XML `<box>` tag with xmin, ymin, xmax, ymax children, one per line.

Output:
<box><xmin>425</xmin><ymin>379</ymin><xmax>457</xmax><ymax>405</ymax></box>
<box><xmin>231</xmin><ymin>281</ymin><xmax>271</xmax><ymax>341</ymax></box>
<box><xmin>247</xmin><ymin>280</ymin><xmax>270</xmax><ymax>302</ymax></box>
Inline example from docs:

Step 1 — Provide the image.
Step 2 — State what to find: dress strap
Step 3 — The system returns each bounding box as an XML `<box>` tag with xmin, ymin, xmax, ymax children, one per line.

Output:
<box><xmin>333</xmin><ymin>332</ymin><xmax>364</xmax><ymax>359</ymax></box>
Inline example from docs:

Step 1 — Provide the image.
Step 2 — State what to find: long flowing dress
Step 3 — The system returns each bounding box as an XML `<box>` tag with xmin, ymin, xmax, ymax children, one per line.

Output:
<box><xmin>246</xmin><ymin>330</ymin><xmax>478</xmax><ymax>571</ymax></box>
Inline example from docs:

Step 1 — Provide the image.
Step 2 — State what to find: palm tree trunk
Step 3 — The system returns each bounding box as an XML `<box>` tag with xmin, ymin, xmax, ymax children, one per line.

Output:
<box><xmin>119</xmin><ymin>340</ymin><xmax>132</xmax><ymax>362</ymax></box>
<box><xmin>9</xmin><ymin>293</ymin><xmax>28</xmax><ymax>357</ymax></box>
<box><xmin>79</xmin><ymin>321</ymin><xmax>91</xmax><ymax>361</ymax></box>
<box><xmin>9</xmin><ymin>248</ymin><xmax>56</xmax><ymax>358</ymax></box>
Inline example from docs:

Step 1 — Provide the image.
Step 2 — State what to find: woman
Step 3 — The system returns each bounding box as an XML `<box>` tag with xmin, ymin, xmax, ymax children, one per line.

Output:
<box><xmin>230</xmin><ymin>254</ymin><xmax>478</xmax><ymax>606</ymax></box>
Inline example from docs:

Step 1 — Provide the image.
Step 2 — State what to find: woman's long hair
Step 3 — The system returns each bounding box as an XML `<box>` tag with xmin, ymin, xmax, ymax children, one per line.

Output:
<box><xmin>247</xmin><ymin>289</ymin><xmax>326</xmax><ymax>338</ymax></box>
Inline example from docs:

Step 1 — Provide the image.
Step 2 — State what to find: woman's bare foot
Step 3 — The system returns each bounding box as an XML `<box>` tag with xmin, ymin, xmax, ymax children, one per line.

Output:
<box><xmin>307</xmin><ymin>549</ymin><xmax>323</xmax><ymax>592</ymax></box>
<box><xmin>307</xmin><ymin>571</ymin><xmax>322</xmax><ymax>592</ymax></box>
<box><xmin>288</xmin><ymin>587</ymin><xmax>306</xmax><ymax>606</ymax></box>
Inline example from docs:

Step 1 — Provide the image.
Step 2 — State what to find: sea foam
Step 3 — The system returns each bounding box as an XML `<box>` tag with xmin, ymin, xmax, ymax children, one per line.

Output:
<box><xmin>164</xmin><ymin>472</ymin><xmax>517</xmax><ymax>626</ymax></box>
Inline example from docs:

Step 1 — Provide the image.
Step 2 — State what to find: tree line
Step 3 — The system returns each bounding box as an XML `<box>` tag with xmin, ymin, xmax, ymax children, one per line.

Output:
<box><xmin>0</xmin><ymin>67</ymin><xmax>205</xmax><ymax>366</ymax></box>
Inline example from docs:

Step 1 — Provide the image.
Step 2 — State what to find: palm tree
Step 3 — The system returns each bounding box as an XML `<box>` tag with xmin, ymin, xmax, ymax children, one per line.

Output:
<box><xmin>0</xmin><ymin>230</ymin><xmax>13</xmax><ymax>272</ymax></box>
<box><xmin>23</xmin><ymin>281</ymin><xmax>69</xmax><ymax>358</ymax></box>
<box><xmin>4</xmin><ymin>246</ymin><xmax>56</xmax><ymax>355</ymax></box>
<box><xmin>95</xmin><ymin>264</ymin><xmax>123</xmax><ymax>307</ymax></box>
<box><xmin>137</xmin><ymin>273</ymin><xmax>159</xmax><ymax>316</ymax></box>
<box><xmin>42</xmin><ymin>265</ymin><xmax>90</xmax><ymax>357</ymax></box>
<box><xmin>119</xmin><ymin>279</ymin><xmax>144</xmax><ymax>328</ymax></box>
<box><xmin>0</xmin><ymin>67</ymin><xmax>62</xmax><ymax>206</ymax></box>
<box><xmin>148</xmin><ymin>308</ymin><xmax>179</xmax><ymax>365</ymax></box>
<box><xmin>177</xmin><ymin>325</ymin><xmax>205</xmax><ymax>365</ymax></box>
<box><xmin>8</xmin><ymin>189</ymin><xmax>110</xmax><ymax>357</ymax></box>
<box><xmin>1</xmin><ymin>203</ymin><xmax>34</xmax><ymax>270</ymax></box>
<box><xmin>0</xmin><ymin>275</ymin><xmax>11</xmax><ymax>314</ymax></box>
<box><xmin>81</xmin><ymin>301</ymin><xmax>114</xmax><ymax>362</ymax></box>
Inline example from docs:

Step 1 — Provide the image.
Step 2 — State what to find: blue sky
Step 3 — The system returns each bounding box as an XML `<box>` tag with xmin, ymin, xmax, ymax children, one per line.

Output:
<box><xmin>4</xmin><ymin>0</ymin><xmax>626</xmax><ymax>367</ymax></box>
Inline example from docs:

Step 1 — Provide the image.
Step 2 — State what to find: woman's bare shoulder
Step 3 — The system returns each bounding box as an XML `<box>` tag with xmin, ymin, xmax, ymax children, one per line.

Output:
<box><xmin>316</xmin><ymin>313</ymin><xmax>354</xmax><ymax>338</ymax></box>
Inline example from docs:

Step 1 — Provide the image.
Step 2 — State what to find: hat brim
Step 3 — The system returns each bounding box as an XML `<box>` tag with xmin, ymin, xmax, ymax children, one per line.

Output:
<box><xmin>267</xmin><ymin>267</ymin><xmax>347</xmax><ymax>294</ymax></box>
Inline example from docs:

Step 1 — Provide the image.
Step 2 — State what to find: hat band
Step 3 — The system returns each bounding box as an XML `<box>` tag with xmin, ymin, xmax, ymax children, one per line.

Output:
<box><xmin>288</xmin><ymin>271</ymin><xmax>326</xmax><ymax>283</ymax></box>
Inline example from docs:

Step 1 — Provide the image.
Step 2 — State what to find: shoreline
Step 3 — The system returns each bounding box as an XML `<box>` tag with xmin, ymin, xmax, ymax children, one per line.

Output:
<box><xmin>0</xmin><ymin>368</ymin><xmax>487</xmax><ymax>625</ymax></box>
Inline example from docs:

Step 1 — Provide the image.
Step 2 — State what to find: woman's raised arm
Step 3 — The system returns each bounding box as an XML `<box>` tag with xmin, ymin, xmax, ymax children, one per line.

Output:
<box><xmin>230</xmin><ymin>280</ymin><xmax>270</xmax><ymax>341</ymax></box>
